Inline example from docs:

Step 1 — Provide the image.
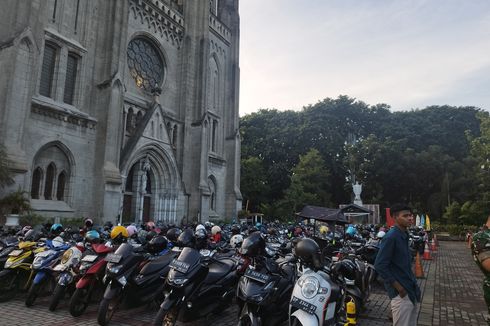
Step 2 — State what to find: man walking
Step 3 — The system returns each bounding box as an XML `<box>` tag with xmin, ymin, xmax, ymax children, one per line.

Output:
<box><xmin>471</xmin><ymin>215</ymin><xmax>490</xmax><ymax>314</ymax></box>
<box><xmin>375</xmin><ymin>204</ymin><xmax>421</xmax><ymax>326</ymax></box>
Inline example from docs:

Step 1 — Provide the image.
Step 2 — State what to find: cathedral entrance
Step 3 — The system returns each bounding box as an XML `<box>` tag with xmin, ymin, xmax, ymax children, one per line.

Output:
<box><xmin>122</xmin><ymin>156</ymin><xmax>154</xmax><ymax>224</ymax></box>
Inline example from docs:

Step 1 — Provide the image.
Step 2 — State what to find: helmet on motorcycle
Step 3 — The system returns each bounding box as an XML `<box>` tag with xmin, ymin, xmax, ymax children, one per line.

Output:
<box><xmin>376</xmin><ymin>231</ymin><xmax>386</xmax><ymax>239</ymax></box>
<box><xmin>195</xmin><ymin>228</ymin><xmax>207</xmax><ymax>239</ymax></box>
<box><xmin>22</xmin><ymin>225</ymin><xmax>32</xmax><ymax>235</ymax></box>
<box><xmin>166</xmin><ymin>228</ymin><xmax>182</xmax><ymax>243</ymax></box>
<box><xmin>146</xmin><ymin>230</ymin><xmax>157</xmax><ymax>242</ymax></box>
<box><xmin>231</xmin><ymin>225</ymin><xmax>240</xmax><ymax>235</ymax></box>
<box><xmin>126</xmin><ymin>225</ymin><xmax>138</xmax><ymax>237</ymax></box>
<box><xmin>147</xmin><ymin>235</ymin><xmax>168</xmax><ymax>254</ymax></box>
<box><xmin>111</xmin><ymin>225</ymin><xmax>129</xmax><ymax>239</ymax></box>
<box><xmin>195</xmin><ymin>224</ymin><xmax>206</xmax><ymax>233</ymax></box>
<box><xmin>84</xmin><ymin>218</ymin><xmax>94</xmax><ymax>228</ymax></box>
<box><xmin>211</xmin><ymin>225</ymin><xmax>222</xmax><ymax>236</ymax></box>
<box><xmin>239</xmin><ymin>231</ymin><xmax>265</xmax><ymax>257</ymax></box>
<box><xmin>294</xmin><ymin>238</ymin><xmax>324</xmax><ymax>270</ymax></box>
<box><xmin>346</xmin><ymin>226</ymin><xmax>356</xmax><ymax>236</ymax></box>
<box><xmin>146</xmin><ymin>221</ymin><xmax>156</xmax><ymax>231</ymax></box>
<box><xmin>255</xmin><ymin>222</ymin><xmax>262</xmax><ymax>228</ymax></box>
<box><xmin>50</xmin><ymin>223</ymin><xmax>64</xmax><ymax>235</ymax></box>
<box><xmin>337</xmin><ymin>259</ymin><xmax>357</xmax><ymax>280</ymax></box>
<box><xmin>230</xmin><ymin>234</ymin><xmax>244</xmax><ymax>248</ymax></box>
<box><xmin>104</xmin><ymin>221</ymin><xmax>114</xmax><ymax>231</ymax></box>
<box><xmin>52</xmin><ymin>236</ymin><xmax>65</xmax><ymax>248</ymax></box>
<box><xmin>85</xmin><ymin>230</ymin><xmax>100</xmax><ymax>242</ymax></box>
<box><xmin>319</xmin><ymin>225</ymin><xmax>329</xmax><ymax>235</ymax></box>
<box><xmin>177</xmin><ymin>229</ymin><xmax>196</xmax><ymax>247</ymax></box>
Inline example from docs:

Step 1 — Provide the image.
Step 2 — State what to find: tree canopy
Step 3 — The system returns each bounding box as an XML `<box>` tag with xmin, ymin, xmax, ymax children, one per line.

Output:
<box><xmin>240</xmin><ymin>95</ymin><xmax>487</xmax><ymax>222</ymax></box>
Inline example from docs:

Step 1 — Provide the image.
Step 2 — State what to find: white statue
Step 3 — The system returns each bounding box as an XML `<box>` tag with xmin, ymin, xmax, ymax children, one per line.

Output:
<box><xmin>353</xmin><ymin>182</ymin><xmax>363</xmax><ymax>205</ymax></box>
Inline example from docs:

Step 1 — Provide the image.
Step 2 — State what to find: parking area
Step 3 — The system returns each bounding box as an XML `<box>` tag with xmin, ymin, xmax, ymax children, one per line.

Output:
<box><xmin>0</xmin><ymin>241</ymin><xmax>487</xmax><ymax>325</ymax></box>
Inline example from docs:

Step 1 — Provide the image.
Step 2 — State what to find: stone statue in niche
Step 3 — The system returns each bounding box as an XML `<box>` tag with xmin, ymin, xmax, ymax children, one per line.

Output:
<box><xmin>353</xmin><ymin>181</ymin><xmax>362</xmax><ymax>206</ymax></box>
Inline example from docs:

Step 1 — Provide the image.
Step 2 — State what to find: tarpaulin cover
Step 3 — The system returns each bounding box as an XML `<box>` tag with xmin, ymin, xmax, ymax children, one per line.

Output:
<box><xmin>297</xmin><ymin>205</ymin><xmax>348</xmax><ymax>224</ymax></box>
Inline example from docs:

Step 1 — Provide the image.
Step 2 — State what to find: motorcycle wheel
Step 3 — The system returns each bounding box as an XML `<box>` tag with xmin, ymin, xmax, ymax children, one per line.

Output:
<box><xmin>69</xmin><ymin>288</ymin><xmax>90</xmax><ymax>317</ymax></box>
<box><xmin>97</xmin><ymin>296</ymin><xmax>121</xmax><ymax>326</ymax></box>
<box><xmin>153</xmin><ymin>306</ymin><xmax>178</xmax><ymax>326</ymax></box>
<box><xmin>25</xmin><ymin>282</ymin><xmax>42</xmax><ymax>307</ymax></box>
<box><xmin>49</xmin><ymin>284</ymin><xmax>66</xmax><ymax>311</ymax></box>
<box><xmin>0</xmin><ymin>272</ymin><xmax>18</xmax><ymax>302</ymax></box>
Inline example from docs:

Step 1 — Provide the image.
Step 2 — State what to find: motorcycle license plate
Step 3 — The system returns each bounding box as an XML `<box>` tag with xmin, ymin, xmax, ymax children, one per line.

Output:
<box><xmin>291</xmin><ymin>296</ymin><xmax>316</xmax><ymax>315</ymax></box>
<box><xmin>8</xmin><ymin>249</ymin><xmax>22</xmax><ymax>257</ymax></box>
<box><xmin>82</xmin><ymin>254</ymin><xmax>98</xmax><ymax>262</ymax></box>
<box><xmin>105</xmin><ymin>253</ymin><xmax>122</xmax><ymax>263</ymax></box>
<box><xmin>244</xmin><ymin>268</ymin><xmax>270</xmax><ymax>284</ymax></box>
<box><xmin>169</xmin><ymin>259</ymin><xmax>190</xmax><ymax>273</ymax></box>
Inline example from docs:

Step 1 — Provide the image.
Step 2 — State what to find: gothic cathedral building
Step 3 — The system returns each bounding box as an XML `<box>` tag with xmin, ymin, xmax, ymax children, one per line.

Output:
<box><xmin>0</xmin><ymin>0</ymin><xmax>242</xmax><ymax>225</ymax></box>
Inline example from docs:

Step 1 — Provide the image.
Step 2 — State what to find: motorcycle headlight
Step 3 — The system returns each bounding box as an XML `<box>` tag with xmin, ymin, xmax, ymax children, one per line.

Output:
<box><xmin>61</xmin><ymin>249</ymin><xmax>73</xmax><ymax>264</ymax></box>
<box><xmin>4</xmin><ymin>259</ymin><xmax>14</xmax><ymax>268</ymax></box>
<box><xmin>108</xmin><ymin>264</ymin><xmax>122</xmax><ymax>274</ymax></box>
<box><xmin>301</xmin><ymin>276</ymin><xmax>319</xmax><ymax>299</ymax></box>
<box><xmin>118</xmin><ymin>275</ymin><xmax>127</xmax><ymax>287</ymax></box>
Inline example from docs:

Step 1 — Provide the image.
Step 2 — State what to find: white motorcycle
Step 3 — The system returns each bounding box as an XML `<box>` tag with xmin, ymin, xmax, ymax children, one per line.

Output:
<box><xmin>48</xmin><ymin>243</ymin><xmax>84</xmax><ymax>311</ymax></box>
<box><xmin>289</xmin><ymin>238</ymin><xmax>345</xmax><ymax>326</ymax></box>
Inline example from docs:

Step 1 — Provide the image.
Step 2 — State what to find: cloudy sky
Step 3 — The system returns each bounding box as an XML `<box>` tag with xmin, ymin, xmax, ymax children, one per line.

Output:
<box><xmin>238</xmin><ymin>0</ymin><xmax>490</xmax><ymax>116</ymax></box>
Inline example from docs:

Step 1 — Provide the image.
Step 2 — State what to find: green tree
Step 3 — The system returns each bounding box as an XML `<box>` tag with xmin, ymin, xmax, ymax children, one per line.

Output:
<box><xmin>284</xmin><ymin>149</ymin><xmax>330</xmax><ymax>213</ymax></box>
<box><xmin>240</xmin><ymin>157</ymin><xmax>270</xmax><ymax>212</ymax></box>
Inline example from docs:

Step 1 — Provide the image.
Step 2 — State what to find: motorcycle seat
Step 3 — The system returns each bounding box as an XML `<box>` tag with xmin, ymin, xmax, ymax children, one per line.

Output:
<box><xmin>204</xmin><ymin>258</ymin><xmax>235</xmax><ymax>284</ymax></box>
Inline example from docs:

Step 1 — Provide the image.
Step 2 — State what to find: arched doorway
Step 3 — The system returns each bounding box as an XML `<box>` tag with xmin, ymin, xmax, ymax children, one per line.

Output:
<box><xmin>122</xmin><ymin>156</ymin><xmax>155</xmax><ymax>224</ymax></box>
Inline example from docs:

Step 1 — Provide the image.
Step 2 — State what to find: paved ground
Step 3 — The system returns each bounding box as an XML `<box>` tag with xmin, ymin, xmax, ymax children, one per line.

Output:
<box><xmin>0</xmin><ymin>241</ymin><xmax>488</xmax><ymax>325</ymax></box>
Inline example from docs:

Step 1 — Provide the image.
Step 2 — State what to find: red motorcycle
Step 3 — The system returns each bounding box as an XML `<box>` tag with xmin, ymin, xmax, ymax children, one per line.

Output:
<box><xmin>69</xmin><ymin>243</ymin><xmax>114</xmax><ymax>317</ymax></box>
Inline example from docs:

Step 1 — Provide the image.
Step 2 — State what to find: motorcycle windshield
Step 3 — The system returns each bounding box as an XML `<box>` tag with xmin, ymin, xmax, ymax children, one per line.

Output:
<box><xmin>168</xmin><ymin>247</ymin><xmax>201</xmax><ymax>278</ymax></box>
<box><xmin>113</xmin><ymin>243</ymin><xmax>133</xmax><ymax>258</ymax></box>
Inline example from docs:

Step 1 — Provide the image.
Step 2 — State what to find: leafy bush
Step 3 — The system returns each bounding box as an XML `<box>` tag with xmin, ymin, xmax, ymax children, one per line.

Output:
<box><xmin>19</xmin><ymin>213</ymin><xmax>49</xmax><ymax>226</ymax></box>
<box><xmin>431</xmin><ymin>223</ymin><xmax>479</xmax><ymax>236</ymax></box>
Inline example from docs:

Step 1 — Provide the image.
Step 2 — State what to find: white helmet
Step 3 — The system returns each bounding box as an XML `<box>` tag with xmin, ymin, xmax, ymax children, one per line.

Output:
<box><xmin>211</xmin><ymin>225</ymin><xmax>222</xmax><ymax>236</ymax></box>
<box><xmin>230</xmin><ymin>234</ymin><xmax>244</xmax><ymax>248</ymax></box>
<box><xmin>195</xmin><ymin>224</ymin><xmax>206</xmax><ymax>232</ymax></box>
<box><xmin>376</xmin><ymin>231</ymin><xmax>386</xmax><ymax>239</ymax></box>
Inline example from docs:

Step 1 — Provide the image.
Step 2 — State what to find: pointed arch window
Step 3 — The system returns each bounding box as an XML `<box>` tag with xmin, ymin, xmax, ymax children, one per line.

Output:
<box><xmin>126</xmin><ymin>165</ymin><xmax>135</xmax><ymax>192</ymax></box>
<box><xmin>44</xmin><ymin>163</ymin><xmax>56</xmax><ymax>200</ymax></box>
<box><xmin>56</xmin><ymin>171</ymin><xmax>66</xmax><ymax>200</ymax></box>
<box><xmin>145</xmin><ymin>170</ymin><xmax>152</xmax><ymax>194</ymax></box>
<box><xmin>31</xmin><ymin>167</ymin><xmax>43</xmax><ymax>199</ymax></box>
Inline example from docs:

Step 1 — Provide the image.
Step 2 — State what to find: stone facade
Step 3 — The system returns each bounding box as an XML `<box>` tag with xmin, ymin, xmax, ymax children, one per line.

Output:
<box><xmin>0</xmin><ymin>0</ymin><xmax>242</xmax><ymax>225</ymax></box>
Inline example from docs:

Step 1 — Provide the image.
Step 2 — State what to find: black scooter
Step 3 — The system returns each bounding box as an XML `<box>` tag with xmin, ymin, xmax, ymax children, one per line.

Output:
<box><xmin>153</xmin><ymin>243</ymin><xmax>239</xmax><ymax>325</ymax></box>
<box><xmin>236</xmin><ymin>255</ymin><xmax>296</xmax><ymax>326</ymax></box>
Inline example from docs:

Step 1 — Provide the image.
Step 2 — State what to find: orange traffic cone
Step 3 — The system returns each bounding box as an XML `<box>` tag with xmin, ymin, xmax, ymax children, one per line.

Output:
<box><xmin>431</xmin><ymin>238</ymin><xmax>437</xmax><ymax>252</ymax></box>
<box><xmin>414</xmin><ymin>252</ymin><xmax>424</xmax><ymax>278</ymax></box>
<box><xmin>423</xmin><ymin>242</ymin><xmax>432</xmax><ymax>260</ymax></box>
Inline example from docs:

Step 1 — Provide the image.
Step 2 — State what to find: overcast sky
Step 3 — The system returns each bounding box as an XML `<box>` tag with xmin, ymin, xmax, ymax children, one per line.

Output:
<box><xmin>238</xmin><ymin>0</ymin><xmax>490</xmax><ymax>116</ymax></box>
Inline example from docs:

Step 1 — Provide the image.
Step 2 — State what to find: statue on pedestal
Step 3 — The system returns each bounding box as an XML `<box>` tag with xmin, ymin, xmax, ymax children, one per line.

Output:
<box><xmin>353</xmin><ymin>182</ymin><xmax>363</xmax><ymax>206</ymax></box>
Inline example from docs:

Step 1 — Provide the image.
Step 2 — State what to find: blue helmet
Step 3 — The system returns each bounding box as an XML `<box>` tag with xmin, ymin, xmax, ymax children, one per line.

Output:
<box><xmin>85</xmin><ymin>230</ymin><xmax>100</xmax><ymax>242</ymax></box>
<box><xmin>346</xmin><ymin>226</ymin><xmax>356</xmax><ymax>236</ymax></box>
<box><xmin>50</xmin><ymin>223</ymin><xmax>64</xmax><ymax>235</ymax></box>
<box><xmin>255</xmin><ymin>222</ymin><xmax>262</xmax><ymax>228</ymax></box>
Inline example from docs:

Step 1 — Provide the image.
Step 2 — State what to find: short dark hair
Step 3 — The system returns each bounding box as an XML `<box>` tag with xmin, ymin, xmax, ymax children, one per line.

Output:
<box><xmin>391</xmin><ymin>204</ymin><xmax>412</xmax><ymax>217</ymax></box>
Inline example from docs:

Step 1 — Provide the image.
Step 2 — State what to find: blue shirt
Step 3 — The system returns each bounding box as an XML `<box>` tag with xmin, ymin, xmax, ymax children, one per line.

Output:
<box><xmin>374</xmin><ymin>226</ymin><xmax>421</xmax><ymax>304</ymax></box>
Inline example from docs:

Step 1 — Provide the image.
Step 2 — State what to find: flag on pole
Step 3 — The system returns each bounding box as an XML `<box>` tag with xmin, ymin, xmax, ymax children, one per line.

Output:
<box><xmin>420</xmin><ymin>214</ymin><xmax>425</xmax><ymax>227</ymax></box>
<box><xmin>426</xmin><ymin>214</ymin><xmax>431</xmax><ymax>231</ymax></box>
<box><xmin>416</xmin><ymin>215</ymin><xmax>420</xmax><ymax>227</ymax></box>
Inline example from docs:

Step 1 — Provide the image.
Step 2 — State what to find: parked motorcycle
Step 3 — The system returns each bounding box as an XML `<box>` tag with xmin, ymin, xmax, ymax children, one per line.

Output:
<box><xmin>289</xmin><ymin>238</ymin><xmax>345</xmax><ymax>326</ymax></box>
<box><xmin>153</xmin><ymin>230</ymin><xmax>239</xmax><ymax>326</ymax></box>
<box><xmin>0</xmin><ymin>239</ymin><xmax>45</xmax><ymax>302</ymax></box>
<box><xmin>236</xmin><ymin>232</ymin><xmax>296</xmax><ymax>326</ymax></box>
<box><xmin>25</xmin><ymin>237</ymin><xmax>70</xmax><ymax>306</ymax></box>
<box><xmin>48</xmin><ymin>242</ymin><xmax>84</xmax><ymax>311</ymax></box>
<box><xmin>69</xmin><ymin>242</ymin><xmax>114</xmax><ymax>317</ymax></box>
